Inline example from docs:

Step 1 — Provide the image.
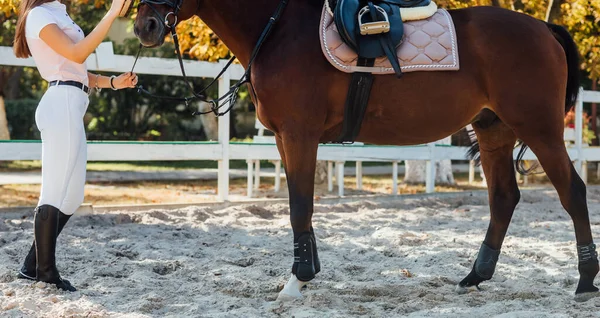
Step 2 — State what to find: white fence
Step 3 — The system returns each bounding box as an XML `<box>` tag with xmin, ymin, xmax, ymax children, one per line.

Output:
<box><xmin>1</xmin><ymin>45</ymin><xmax>599</xmax><ymax>201</ymax></box>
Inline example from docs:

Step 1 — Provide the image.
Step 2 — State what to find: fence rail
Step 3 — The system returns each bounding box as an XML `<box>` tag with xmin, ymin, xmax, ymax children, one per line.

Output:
<box><xmin>1</xmin><ymin>45</ymin><xmax>599</xmax><ymax>200</ymax></box>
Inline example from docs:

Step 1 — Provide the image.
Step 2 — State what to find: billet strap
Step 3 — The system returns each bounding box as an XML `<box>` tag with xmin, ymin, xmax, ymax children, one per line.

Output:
<box><xmin>335</xmin><ymin>58</ymin><xmax>374</xmax><ymax>143</ymax></box>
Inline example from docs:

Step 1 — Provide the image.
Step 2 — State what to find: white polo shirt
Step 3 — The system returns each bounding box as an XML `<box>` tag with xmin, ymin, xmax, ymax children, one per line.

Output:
<box><xmin>26</xmin><ymin>1</ymin><xmax>88</xmax><ymax>85</ymax></box>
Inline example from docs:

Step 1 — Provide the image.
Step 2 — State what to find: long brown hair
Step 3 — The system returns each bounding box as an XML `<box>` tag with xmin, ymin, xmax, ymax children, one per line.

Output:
<box><xmin>13</xmin><ymin>0</ymin><xmax>55</xmax><ymax>58</ymax></box>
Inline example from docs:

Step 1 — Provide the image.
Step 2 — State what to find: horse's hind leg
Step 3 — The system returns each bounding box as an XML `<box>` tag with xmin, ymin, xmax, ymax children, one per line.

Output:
<box><xmin>494</xmin><ymin>98</ymin><xmax>599</xmax><ymax>299</ymax></box>
<box><xmin>514</xmin><ymin>133</ymin><xmax>598</xmax><ymax>299</ymax></box>
<box><xmin>458</xmin><ymin>115</ymin><xmax>521</xmax><ymax>292</ymax></box>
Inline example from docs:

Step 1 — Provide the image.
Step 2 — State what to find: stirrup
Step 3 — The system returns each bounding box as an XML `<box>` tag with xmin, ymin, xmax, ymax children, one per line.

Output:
<box><xmin>358</xmin><ymin>5</ymin><xmax>390</xmax><ymax>35</ymax></box>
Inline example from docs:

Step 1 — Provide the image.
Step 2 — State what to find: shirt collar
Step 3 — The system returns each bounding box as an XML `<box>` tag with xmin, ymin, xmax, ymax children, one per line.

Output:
<box><xmin>43</xmin><ymin>1</ymin><xmax>67</xmax><ymax>11</ymax></box>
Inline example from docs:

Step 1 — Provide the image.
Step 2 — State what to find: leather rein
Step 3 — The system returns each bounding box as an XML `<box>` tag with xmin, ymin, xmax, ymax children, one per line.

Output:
<box><xmin>131</xmin><ymin>0</ymin><xmax>290</xmax><ymax>116</ymax></box>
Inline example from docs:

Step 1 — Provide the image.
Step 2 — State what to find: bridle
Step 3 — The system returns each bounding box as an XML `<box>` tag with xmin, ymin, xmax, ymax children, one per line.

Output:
<box><xmin>131</xmin><ymin>0</ymin><xmax>290</xmax><ymax>116</ymax></box>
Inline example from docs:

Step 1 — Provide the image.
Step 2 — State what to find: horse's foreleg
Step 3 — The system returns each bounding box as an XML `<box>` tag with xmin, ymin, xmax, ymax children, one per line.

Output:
<box><xmin>276</xmin><ymin>132</ymin><xmax>320</xmax><ymax>300</ymax></box>
<box><xmin>457</xmin><ymin>122</ymin><xmax>520</xmax><ymax>293</ymax></box>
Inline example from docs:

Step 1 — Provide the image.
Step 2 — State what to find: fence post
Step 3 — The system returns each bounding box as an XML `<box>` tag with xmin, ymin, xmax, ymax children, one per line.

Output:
<box><xmin>356</xmin><ymin>161</ymin><xmax>363</xmax><ymax>190</ymax></box>
<box><xmin>336</xmin><ymin>161</ymin><xmax>345</xmax><ymax>197</ymax></box>
<box><xmin>426</xmin><ymin>143</ymin><xmax>436</xmax><ymax>193</ymax></box>
<box><xmin>246</xmin><ymin>160</ymin><xmax>253</xmax><ymax>198</ymax></box>
<box><xmin>328</xmin><ymin>161</ymin><xmax>333</xmax><ymax>192</ymax></box>
<box><xmin>468</xmin><ymin>160</ymin><xmax>475</xmax><ymax>184</ymax></box>
<box><xmin>274</xmin><ymin>160</ymin><xmax>281</xmax><ymax>192</ymax></box>
<box><xmin>217</xmin><ymin>62</ymin><xmax>232</xmax><ymax>201</ymax></box>
<box><xmin>575</xmin><ymin>87</ymin><xmax>584</xmax><ymax>176</ymax></box>
<box><xmin>392</xmin><ymin>161</ymin><xmax>398</xmax><ymax>195</ymax></box>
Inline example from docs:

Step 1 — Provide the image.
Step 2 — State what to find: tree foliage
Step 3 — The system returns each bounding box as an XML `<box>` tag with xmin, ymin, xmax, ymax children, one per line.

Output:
<box><xmin>560</xmin><ymin>0</ymin><xmax>600</xmax><ymax>81</ymax></box>
<box><xmin>434</xmin><ymin>0</ymin><xmax>600</xmax><ymax>82</ymax></box>
<box><xmin>173</xmin><ymin>16</ymin><xmax>230</xmax><ymax>61</ymax></box>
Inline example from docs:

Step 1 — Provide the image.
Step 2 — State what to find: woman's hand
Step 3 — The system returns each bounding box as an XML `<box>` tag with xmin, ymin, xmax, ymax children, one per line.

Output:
<box><xmin>112</xmin><ymin>72</ymin><xmax>139</xmax><ymax>89</ymax></box>
<box><xmin>108</xmin><ymin>0</ymin><xmax>128</xmax><ymax>17</ymax></box>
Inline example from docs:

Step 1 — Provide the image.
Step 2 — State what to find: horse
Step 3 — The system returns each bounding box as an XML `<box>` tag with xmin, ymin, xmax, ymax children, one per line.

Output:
<box><xmin>132</xmin><ymin>0</ymin><xmax>599</xmax><ymax>301</ymax></box>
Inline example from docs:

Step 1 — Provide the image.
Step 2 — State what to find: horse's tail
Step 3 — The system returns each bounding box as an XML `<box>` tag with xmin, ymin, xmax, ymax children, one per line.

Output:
<box><xmin>547</xmin><ymin>23</ymin><xmax>581</xmax><ymax>113</ymax></box>
<box><xmin>468</xmin><ymin>23</ymin><xmax>581</xmax><ymax>175</ymax></box>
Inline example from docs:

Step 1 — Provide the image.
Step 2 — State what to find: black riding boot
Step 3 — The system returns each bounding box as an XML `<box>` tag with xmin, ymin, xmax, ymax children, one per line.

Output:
<box><xmin>18</xmin><ymin>209</ymin><xmax>72</xmax><ymax>281</ymax></box>
<box><xmin>33</xmin><ymin>205</ymin><xmax>76</xmax><ymax>291</ymax></box>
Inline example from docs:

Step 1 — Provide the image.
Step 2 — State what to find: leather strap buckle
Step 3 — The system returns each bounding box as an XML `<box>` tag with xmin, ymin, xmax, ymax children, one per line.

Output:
<box><xmin>164</xmin><ymin>12</ymin><xmax>178</xmax><ymax>28</ymax></box>
<box><xmin>358</xmin><ymin>5</ymin><xmax>390</xmax><ymax>35</ymax></box>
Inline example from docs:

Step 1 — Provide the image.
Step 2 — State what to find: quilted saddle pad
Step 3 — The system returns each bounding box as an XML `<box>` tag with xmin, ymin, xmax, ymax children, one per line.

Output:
<box><xmin>320</xmin><ymin>5</ymin><xmax>460</xmax><ymax>74</ymax></box>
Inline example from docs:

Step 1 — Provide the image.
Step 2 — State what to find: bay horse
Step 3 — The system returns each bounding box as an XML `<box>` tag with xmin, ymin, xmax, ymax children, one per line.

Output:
<box><xmin>133</xmin><ymin>0</ymin><xmax>599</xmax><ymax>300</ymax></box>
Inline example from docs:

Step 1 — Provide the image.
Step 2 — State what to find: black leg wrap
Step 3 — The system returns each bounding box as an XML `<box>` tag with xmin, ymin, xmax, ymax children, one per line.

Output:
<box><xmin>576</xmin><ymin>243</ymin><xmax>599</xmax><ymax>295</ymax></box>
<box><xmin>459</xmin><ymin>243</ymin><xmax>500</xmax><ymax>288</ymax></box>
<box><xmin>292</xmin><ymin>232</ymin><xmax>317</xmax><ymax>282</ymax></box>
<box><xmin>310</xmin><ymin>227</ymin><xmax>321</xmax><ymax>275</ymax></box>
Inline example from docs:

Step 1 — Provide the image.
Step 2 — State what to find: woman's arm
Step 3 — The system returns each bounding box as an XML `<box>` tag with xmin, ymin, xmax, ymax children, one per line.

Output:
<box><xmin>88</xmin><ymin>72</ymin><xmax>138</xmax><ymax>90</ymax></box>
<box><xmin>38</xmin><ymin>0</ymin><xmax>126</xmax><ymax>64</ymax></box>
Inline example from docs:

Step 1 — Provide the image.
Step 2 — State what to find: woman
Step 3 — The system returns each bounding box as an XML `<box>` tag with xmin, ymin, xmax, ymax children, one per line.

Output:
<box><xmin>13</xmin><ymin>0</ymin><xmax>136</xmax><ymax>291</ymax></box>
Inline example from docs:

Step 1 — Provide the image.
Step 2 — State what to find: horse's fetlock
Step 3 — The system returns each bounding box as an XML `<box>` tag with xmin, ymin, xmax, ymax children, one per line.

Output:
<box><xmin>475</xmin><ymin>243</ymin><xmax>501</xmax><ymax>280</ymax></box>
<box><xmin>578</xmin><ymin>243</ymin><xmax>599</xmax><ymax>278</ymax></box>
<box><xmin>292</xmin><ymin>232</ymin><xmax>317</xmax><ymax>281</ymax></box>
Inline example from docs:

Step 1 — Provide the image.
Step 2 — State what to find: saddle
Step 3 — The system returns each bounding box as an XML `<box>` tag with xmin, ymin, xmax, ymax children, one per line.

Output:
<box><xmin>324</xmin><ymin>0</ymin><xmax>441</xmax><ymax>143</ymax></box>
<box><xmin>330</xmin><ymin>0</ymin><xmax>432</xmax><ymax>77</ymax></box>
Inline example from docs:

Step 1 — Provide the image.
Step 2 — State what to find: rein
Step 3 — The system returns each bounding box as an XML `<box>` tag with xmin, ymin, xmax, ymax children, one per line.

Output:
<box><xmin>131</xmin><ymin>0</ymin><xmax>290</xmax><ymax>116</ymax></box>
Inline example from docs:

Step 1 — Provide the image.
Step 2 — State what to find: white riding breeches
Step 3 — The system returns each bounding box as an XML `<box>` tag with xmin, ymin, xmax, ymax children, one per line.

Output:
<box><xmin>35</xmin><ymin>85</ymin><xmax>89</xmax><ymax>215</ymax></box>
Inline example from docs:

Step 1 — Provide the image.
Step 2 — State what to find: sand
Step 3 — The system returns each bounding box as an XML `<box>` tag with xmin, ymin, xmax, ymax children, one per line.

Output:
<box><xmin>1</xmin><ymin>188</ymin><xmax>600</xmax><ymax>317</ymax></box>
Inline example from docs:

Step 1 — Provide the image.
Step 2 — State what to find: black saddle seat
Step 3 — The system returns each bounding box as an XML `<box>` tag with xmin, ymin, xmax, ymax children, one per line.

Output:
<box><xmin>329</xmin><ymin>0</ymin><xmax>431</xmax><ymax>8</ymax></box>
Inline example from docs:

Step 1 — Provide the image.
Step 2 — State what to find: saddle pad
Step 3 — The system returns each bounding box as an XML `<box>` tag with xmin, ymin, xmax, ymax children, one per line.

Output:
<box><xmin>320</xmin><ymin>6</ymin><xmax>460</xmax><ymax>74</ymax></box>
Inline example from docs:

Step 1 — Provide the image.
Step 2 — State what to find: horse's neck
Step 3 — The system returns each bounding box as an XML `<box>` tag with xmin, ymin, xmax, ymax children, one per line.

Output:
<box><xmin>196</xmin><ymin>0</ymin><xmax>280</xmax><ymax>66</ymax></box>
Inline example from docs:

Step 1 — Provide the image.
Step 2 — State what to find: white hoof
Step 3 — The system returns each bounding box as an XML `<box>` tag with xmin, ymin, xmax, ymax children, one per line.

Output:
<box><xmin>276</xmin><ymin>274</ymin><xmax>307</xmax><ymax>301</ymax></box>
<box><xmin>455</xmin><ymin>284</ymin><xmax>468</xmax><ymax>295</ymax></box>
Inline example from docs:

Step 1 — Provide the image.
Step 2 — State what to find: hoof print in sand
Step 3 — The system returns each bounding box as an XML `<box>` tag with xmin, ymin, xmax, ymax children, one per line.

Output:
<box><xmin>225</xmin><ymin>257</ymin><xmax>256</xmax><ymax>268</ymax></box>
<box><xmin>152</xmin><ymin>261</ymin><xmax>182</xmax><ymax>275</ymax></box>
<box><xmin>245</xmin><ymin>205</ymin><xmax>275</xmax><ymax>219</ymax></box>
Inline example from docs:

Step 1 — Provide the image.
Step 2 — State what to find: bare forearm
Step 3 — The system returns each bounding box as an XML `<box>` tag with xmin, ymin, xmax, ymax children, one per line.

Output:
<box><xmin>89</xmin><ymin>72</ymin><xmax>138</xmax><ymax>90</ymax></box>
<box><xmin>72</xmin><ymin>12</ymin><xmax>119</xmax><ymax>63</ymax></box>
<box><xmin>88</xmin><ymin>72</ymin><xmax>111</xmax><ymax>89</ymax></box>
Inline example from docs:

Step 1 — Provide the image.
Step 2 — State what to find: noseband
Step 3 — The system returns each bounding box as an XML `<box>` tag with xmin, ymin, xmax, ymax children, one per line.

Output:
<box><xmin>138</xmin><ymin>0</ymin><xmax>181</xmax><ymax>29</ymax></box>
<box><xmin>132</xmin><ymin>0</ymin><xmax>290</xmax><ymax>117</ymax></box>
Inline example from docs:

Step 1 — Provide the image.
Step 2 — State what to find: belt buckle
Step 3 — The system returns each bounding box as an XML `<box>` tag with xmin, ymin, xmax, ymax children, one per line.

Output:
<box><xmin>358</xmin><ymin>6</ymin><xmax>391</xmax><ymax>36</ymax></box>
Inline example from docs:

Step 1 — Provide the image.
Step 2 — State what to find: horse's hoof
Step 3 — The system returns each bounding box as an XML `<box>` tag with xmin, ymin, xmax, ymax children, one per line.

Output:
<box><xmin>276</xmin><ymin>288</ymin><xmax>303</xmax><ymax>301</ymax></box>
<box><xmin>455</xmin><ymin>284</ymin><xmax>469</xmax><ymax>295</ymax></box>
<box><xmin>455</xmin><ymin>284</ymin><xmax>480</xmax><ymax>295</ymax></box>
<box><xmin>574</xmin><ymin>290</ymin><xmax>600</xmax><ymax>302</ymax></box>
<box><xmin>276</xmin><ymin>274</ymin><xmax>307</xmax><ymax>301</ymax></box>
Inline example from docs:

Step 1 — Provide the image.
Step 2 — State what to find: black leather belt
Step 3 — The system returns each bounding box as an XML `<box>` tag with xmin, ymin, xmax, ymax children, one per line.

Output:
<box><xmin>49</xmin><ymin>80</ymin><xmax>90</xmax><ymax>94</ymax></box>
